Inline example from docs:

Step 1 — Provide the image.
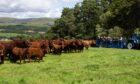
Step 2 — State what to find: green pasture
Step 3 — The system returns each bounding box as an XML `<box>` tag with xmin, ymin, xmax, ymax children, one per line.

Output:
<box><xmin>0</xmin><ymin>48</ymin><xmax>140</xmax><ymax>84</ymax></box>
<box><xmin>0</xmin><ymin>33</ymin><xmax>31</xmax><ymax>38</ymax></box>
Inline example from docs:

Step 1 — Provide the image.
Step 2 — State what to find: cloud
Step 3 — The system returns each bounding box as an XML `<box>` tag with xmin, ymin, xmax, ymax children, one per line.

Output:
<box><xmin>0</xmin><ymin>0</ymin><xmax>83</xmax><ymax>18</ymax></box>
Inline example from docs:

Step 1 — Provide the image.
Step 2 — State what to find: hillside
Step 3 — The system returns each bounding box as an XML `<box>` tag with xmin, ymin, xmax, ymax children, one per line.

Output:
<box><xmin>0</xmin><ymin>17</ymin><xmax>56</xmax><ymax>25</ymax></box>
<box><xmin>0</xmin><ymin>48</ymin><xmax>139</xmax><ymax>84</ymax></box>
<box><xmin>0</xmin><ymin>17</ymin><xmax>57</xmax><ymax>38</ymax></box>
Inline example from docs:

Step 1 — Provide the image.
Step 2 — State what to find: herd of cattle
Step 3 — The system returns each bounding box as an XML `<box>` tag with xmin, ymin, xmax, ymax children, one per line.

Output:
<box><xmin>0</xmin><ymin>39</ymin><xmax>96</xmax><ymax>64</ymax></box>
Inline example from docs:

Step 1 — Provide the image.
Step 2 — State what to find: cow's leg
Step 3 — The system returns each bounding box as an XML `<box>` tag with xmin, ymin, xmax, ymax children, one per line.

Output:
<box><xmin>23</xmin><ymin>55</ymin><xmax>26</xmax><ymax>63</ymax></box>
<box><xmin>0</xmin><ymin>56</ymin><xmax>4</xmax><ymax>64</ymax></box>
<box><xmin>40</xmin><ymin>55</ymin><xmax>43</xmax><ymax>60</ymax></box>
<box><xmin>19</xmin><ymin>56</ymin><xmax>22</xmax><ymax>64</ymax></box>
<box><xmin>29</xmin><ymin>56</ymin><xmax>31</xmax><ymax>63</ymax></box>
<box><xmin>35</xmin><ymin>56</ymin><xmax>37</xmax><ymax>62</ymax></box>
<box><xmin>38</xmin><ymin>56</ymin><xmax>42</xmax><ymax>62</ymax></box>
<box><xmin>0</xmin><ymin>56</ymin><xmax>1</xmax><ymax>64</ymax></box>
<box><xmin>27</xmin><ymin>55</ymin><xmax>31</xmax><ymax>63</ymax></box>
<box><xmin>38</xmin><ymin>58</ymin><xmax>40</xmax><ymax>62</ymax></box>
<box><xmin>12</xmin><ymin>54</ymin><xmax>17</xmax><ymax>63</ymax></box>
<box><xmin>59</xmin><ymin>49</ymin><xmax>62</xmax><ymax>55</ymax></box>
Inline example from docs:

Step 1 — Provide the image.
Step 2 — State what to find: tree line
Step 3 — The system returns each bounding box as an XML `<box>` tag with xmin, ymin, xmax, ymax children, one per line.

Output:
<box><xmin>46</xmin><ymin>0</ymin><xmax>140</xmax><ymax>40</ymax></box>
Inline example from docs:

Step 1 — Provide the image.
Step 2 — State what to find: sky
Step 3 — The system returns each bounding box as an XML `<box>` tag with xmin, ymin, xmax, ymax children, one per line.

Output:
<box><xmin>0</xmin><ymin>0</ymin><xmax>83</xmax><ymax>18</ymax></box>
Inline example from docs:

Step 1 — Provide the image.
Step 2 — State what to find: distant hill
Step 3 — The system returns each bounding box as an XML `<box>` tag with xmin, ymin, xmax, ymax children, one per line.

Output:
<box><xmin>0</xmin><ymin>17</ymin><xmax>57</xmax><ymax>25</ymax></box>
<box><xmin>0</xmin><ymin>17</ymin><xmax>57</xmax><ymax>38</ymax></box>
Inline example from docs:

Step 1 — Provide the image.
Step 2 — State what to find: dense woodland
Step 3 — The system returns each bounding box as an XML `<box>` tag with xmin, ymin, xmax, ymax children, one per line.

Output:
<box><xmin>47</xmin><ymin>0</ymin><xmax>140</xmax><ymax>39</ymax></box>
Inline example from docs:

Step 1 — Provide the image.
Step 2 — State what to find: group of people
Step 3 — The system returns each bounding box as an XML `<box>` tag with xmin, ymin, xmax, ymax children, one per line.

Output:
<box><xmin>96</xmin><ymin>36</ymin><xmax>127</xmax><ymax>48</ymax></box>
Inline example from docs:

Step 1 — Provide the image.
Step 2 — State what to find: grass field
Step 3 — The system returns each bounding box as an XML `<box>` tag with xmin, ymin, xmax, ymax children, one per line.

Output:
<box><xmin>0</xmin><ymin>48</ymin><xmax>140</xmax><ymax>84</ymax></box>
<box><xmin>0</xmin><ymin>33</ymin><xmax>30</xmax><ymax>38</ymax></box>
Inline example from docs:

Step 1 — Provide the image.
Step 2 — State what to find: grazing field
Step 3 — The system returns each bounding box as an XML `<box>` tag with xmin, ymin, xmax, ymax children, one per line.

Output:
<box><xmin>0</xmin><ymin>48</ymin><xmax>140</xmax><ymax>84</ymax></box>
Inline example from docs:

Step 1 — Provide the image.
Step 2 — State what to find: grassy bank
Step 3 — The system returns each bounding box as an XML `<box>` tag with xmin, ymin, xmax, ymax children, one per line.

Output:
<box><xmin>0</xmin><ymin>48</ymin><xmax>140</xmax><ymax>84</ymax></box>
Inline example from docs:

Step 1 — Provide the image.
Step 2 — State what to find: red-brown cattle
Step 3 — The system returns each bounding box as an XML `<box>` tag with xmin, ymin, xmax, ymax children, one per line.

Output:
<box><xmin>29</xmin><ymin>40</ymin><xmax>41</xmax><ymax>48</ymax></box>
<box><xmin>12</xmin><ymin>47</ymin><xmax>26</xmax><ymax>63</ymax></box>
<box><xmin>82</xmin><ymin>40</ymin><xmax>96</xmax><ymax>49</ymax></box>
<box><xmin>63</xmin><ymin>40</ymin><xmax>73</xmax><ymax>52</ymax></box>
<box><xmin>0</xmin><ymin>41</ymin><xmax>15</xmax><ymax>61</ymax></box>
<box><xmin>82</xmin><ymin>40</ymin><xmax>91</xmax><ymax>50</ymax></box>
<box><xmin>90</xmin><ymin>40</ymin><xmax>96</xmax><ymax>47</ymax></box>
<box><xmin>51</xmin><ymin>39</ymin><xmax>64</xmax><ymax>45</ymax></box>
<box><xmin>26</xmin><ymin>48</ymin><xmax>45</xmax><ymax>62</ymax></box>
<box><xmin>29</xmin><ymin>40</ymin><xmax>49</xmax><ymax>54</ymax></box>
<box><xmin>40</xmin><ymin>40</ymin><xmax>49</xmax><ymax>54</ymax></box>
<box><xmin>0</xmin><ymin>43</ymin><xmax>5</xmax><ymax>64</ymax></box>
<box><xmin>51</xmin><ymin>43</ymin><xmax>63</xmax><ymax>54</ymax></box>
<box><xmin>49</xmin><ymin>39</ymin><xmax>64</xmax><ymax>54</ymax></box>
<box><xmin>75</xmin><ymin>40</ymin><xmax>84</xmax><ymax>52</ymax></box>
<box><xmin>1</xmin><ymin>39</ymin><xmax>29</xmax><ymax>62</ymax></box>
<box><xmin>12</xmin><ymin>39</ymin><xmax>29</xmax><ymax>48</ymax></box>
<box><xmin>69</xmin><ymin>40</ymin><xmax>77</xmax><ymax>52</ymax></box>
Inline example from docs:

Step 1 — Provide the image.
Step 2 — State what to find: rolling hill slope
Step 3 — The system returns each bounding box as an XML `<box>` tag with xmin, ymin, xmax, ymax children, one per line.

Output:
<box><xmin>0</xmin><ymin>17</ymin><xmax>57</xmax><ymax>38</ymax></box>
<box><xmin>0</xmin><ymin>17</ymin><xmax>56</xmax><ymax>25</ymax></box>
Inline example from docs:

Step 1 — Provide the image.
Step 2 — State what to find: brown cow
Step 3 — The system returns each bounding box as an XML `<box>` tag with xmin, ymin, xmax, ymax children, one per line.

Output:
<box><xmin>39</xmin><ymin>40</ymin><xmax>49</xmax><ymax>54</ymax></box>
<box><xmin>82</xmin><ymin>40</ymin><xmax>96</xmax><ymax>49</ymax></box>
<box><xmin>29</xmin><ymin>40</ymin><xmax>49</xmax><ymax>54</ymax></box>
<box><xmin>90</xmin><ymin>40</ymin><xmax>96</xmax><ymax>47</ymax></box>
<box><xmin>52</xmin><ymin>43</ymin><xmax>63</xmax><ymax>55</ymax></box>
<box><xmin>63</xmin><ymin>40</ymin><xmax>72</xmax><ymax>53</ymax></box>
<box><xmin>82</xmin><ymin>40</ymin><xmax>91</xmax><ymax>50</ymax></box>
<box><xmin>26</xmin><ymin>48</ymin><xmax>45</xmax><ymax>62</ymax></box>
<box><xmin>65</xmin><ymin>40</ymin><xmax>83</xmax><ymax>52</ymax></box>
<box><xmin>69</xmin><ymin>40</ymin><xmax>77</xmax><ymax>52</ymax></box>
<box><xmin>0</xmin><ymin>41</ymin><xmax>15</xmax><ymax>61</ymax></box>
<box><xmin>29</xmin><ymin>40</ymin><xmax>41</xmax><ymax>48</ymax></box>
<box><xmin>0</xmin><ymin>43</ymin><xmax>5</xmax><ymax>64</ymax></box>
<box><xmin>12</xmin><ymin>39</ymin><xmax>29</xmax><ymax>48</ymax></box>
<box><xmin>12</xmin><ymin>47</ymin><xmax>27</xmax><ymax>63</ymax></box>
<box><xmin>49</xmin><ymin>40</ymin><xmax>64</xmax><ymax>54</ymax></box>
<box><xmin>75</xmin><ymin>40</ymin><xmax>84</xmax><ymax>52</ymax></box>
<box><xmin>0</xmin><ymin>39</ymin><xmax>29</xmax><ymax>62</ymax></box>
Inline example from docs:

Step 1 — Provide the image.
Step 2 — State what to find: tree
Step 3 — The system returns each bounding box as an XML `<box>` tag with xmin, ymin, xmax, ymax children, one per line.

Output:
<box><xmin>74</xmin><ymin>0</ymin><xmax>100</xmax><ymax>39</ymax></box>
<box><xmin>108</xmin><ymin>26</ymin><xmax>123</xmax><ymax>39</ymax></box>
<box><xmin>101</xmin><ymin>0</ymin><xmax>140</xmax><ymax>37</ymax></box>
<box><xmin>96</xmin><ymin>24</ymin><xmax>108</xmax><ymax>37</ymax></box>
<box><xmin>49</xmin><ymin>0</ymin><xmax>100</xmax><ymax>39</ymax></box>
<box><xmin>50</xmin><ymin>8</ymin><xmax>76</xmax><ymax>39</ymax></box>
<box><xmin>134</xmin><ymin>28</ymin><xmax>140</xmax><ymax>34</ymax></box>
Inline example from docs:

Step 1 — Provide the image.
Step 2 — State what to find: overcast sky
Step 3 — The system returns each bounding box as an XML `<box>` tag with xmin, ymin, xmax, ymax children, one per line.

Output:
<box><xmin>0</xmin><ymin>0</ymin><xmax>83</xmax><ymax>18</ymax></box>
